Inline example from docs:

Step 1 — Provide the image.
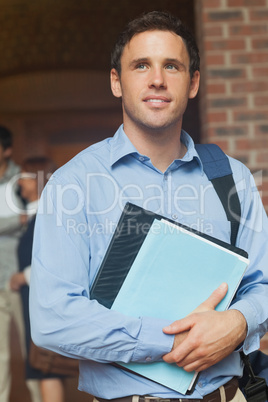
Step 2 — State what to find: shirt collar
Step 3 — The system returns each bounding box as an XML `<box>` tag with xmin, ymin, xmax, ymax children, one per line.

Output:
<box><xmin>110</xmin><ymin>124</ymin><xmax>204</xmax><ymax>174</ymax></box>
<box><xmin>178</xmin><ymin>130</ymin><xmax>204</xmax><ymax>174</ymax></box>
<box><xmin>110</xmin><ymin>125</ymin><xmax>144</xmax><ymax>166</ymax></box>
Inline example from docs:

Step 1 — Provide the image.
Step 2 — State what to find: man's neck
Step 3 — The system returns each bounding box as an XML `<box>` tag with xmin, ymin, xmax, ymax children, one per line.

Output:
<box><xmin>124</xmin><ymin>124</ymin><xmax>186</xmax><ymax>172</ymax></box>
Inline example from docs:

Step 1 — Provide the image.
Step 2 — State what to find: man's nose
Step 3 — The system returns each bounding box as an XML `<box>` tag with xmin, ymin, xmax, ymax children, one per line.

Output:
<box><xmin>148</xmin><ymin>67</ymin><xmax>167</xmax><ymax>89</ymax></box>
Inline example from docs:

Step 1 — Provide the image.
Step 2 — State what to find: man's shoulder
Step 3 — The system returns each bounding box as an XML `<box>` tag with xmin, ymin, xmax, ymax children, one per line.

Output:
<box><xmin>226</xmin><ymin>155</ymin><xmax>256</xmax><ymax>197</ymax></box>
<box><xmin>227</xmin><ymin>155</ymin><xmax>251</xmax><ymax>177</ymax></box>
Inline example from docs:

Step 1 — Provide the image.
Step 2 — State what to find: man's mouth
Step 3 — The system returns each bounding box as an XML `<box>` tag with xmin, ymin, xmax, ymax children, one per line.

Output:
<box><xmin>143</xmin><ymin>96</ymin><xmax>170</xmax><ymax>103</ymax></box>
<box><xmin>145</xmin><ymin>99</ymin><xmax>166</xmax><ymax>103</ymax></box>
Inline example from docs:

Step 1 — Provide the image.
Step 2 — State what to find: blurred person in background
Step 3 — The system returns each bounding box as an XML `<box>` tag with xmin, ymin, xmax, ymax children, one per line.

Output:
<box><xmin>0</xmin><ymin>126</ymin><xmax>41</xmax><ymax>402</ymax></box>
<box><xmin>10</xmin><ymin>156</ymin><xmax>66</xmax><ymax>402</ymax></box>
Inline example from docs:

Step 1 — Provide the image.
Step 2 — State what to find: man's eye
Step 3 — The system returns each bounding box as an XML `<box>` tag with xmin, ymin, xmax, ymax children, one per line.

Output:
<box><xmin>137</xmin><ymin>64</ymin><xmax>147</xmax><ymax>70</ymax></box>
<box><xmin>166</xmin><ymin>64</ymin><xmax>177</xmax><ymax>70</ymax></box>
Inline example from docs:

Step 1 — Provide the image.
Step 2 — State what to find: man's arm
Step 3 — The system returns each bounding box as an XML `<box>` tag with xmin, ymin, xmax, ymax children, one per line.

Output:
<box><xmin>29</xmin><ymin>175</ymin><xmax>173</xmax><ymax>365</ymax></box>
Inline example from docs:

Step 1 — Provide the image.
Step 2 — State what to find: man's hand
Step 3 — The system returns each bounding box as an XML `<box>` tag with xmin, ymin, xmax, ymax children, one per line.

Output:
<box><xmin>162</xmin><ymin>283</ymin><xmax>247</xmax><ymax>372</ymax></box>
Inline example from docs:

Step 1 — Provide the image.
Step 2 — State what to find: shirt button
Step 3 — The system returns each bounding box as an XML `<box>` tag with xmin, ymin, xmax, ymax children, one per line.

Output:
<box><xmin>198</xmin><ymin>381</ymin><xmax>203</xmax><ymax>388</ymax></box>
<box><xmin>139</xmin><ymin>156</ymin><xmax>145</xmax><ymax>161</ymax></box>
<box><xmin>171</xmin><ymin>214</ymin><xmax>178</xmax><ymax>220</ymax></box>
<box><xmin>145</xmin><ymin>356</ymin><xmax>152</xmax><ymax>362</ymax></box>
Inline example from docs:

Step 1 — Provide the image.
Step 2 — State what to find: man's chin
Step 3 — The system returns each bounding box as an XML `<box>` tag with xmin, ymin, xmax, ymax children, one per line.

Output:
<box><xmin>141</xmin><ymin>120</ymin><xmax>178</xmax><ymax>133</ymax></box>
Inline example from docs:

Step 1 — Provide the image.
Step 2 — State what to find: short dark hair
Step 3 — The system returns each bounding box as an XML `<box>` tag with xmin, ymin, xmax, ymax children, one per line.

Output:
<box><xmin>0</xmin><ymin>126</ymin><xmax>12</xmax><ymax>150</ymax></box>
<box><xmin>111</xmin><ymin>11</ymin><xmax>200</xmax><ymax>78</ymax></box>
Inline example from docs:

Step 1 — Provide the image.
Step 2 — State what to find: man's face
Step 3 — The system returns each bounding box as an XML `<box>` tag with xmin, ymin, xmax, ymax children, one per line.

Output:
<box><xmin>111</xmin><ymin>30</ymin><xmax>200</xmax><ymax>135</ymax></box>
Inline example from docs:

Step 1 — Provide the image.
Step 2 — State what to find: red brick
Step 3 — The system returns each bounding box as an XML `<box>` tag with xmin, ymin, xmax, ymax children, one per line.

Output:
<box><xmin>250</xmin><ymin>9</ymin><xmax>268</xmax><ymax>20</ymax></box>
<box><xmin>232</xmin><ymin>81</ymin><xmax>268</xmax><ymax>93</ymax></box>
<box><xmin>204</xmin><ymin>10</ymin><xmax>244</xmax><ymax>23</ymax></box>
<box><xmin>254</xmin><ymin>96</ymin><xmax>268</xmax><ymax>107</ymax></box>
<box><xmin>204</xmin><ymin>26</ymin><xmax>224</xmax><ymax>37</ymax></box>
<box><xmin>208</xmin><ymin>97</ymin><xmax>247</xmax><ymax>108</ymax></box>
<box><xmin>207</xmin><ymin>68</ymin><xmax>245</xmax><ymax>79</ymax></box>
<box><xmin>205</xmin><ymin>137</ymin><xmax>230</xmax><ymax>150</ymax></box>
<box><xmin>257</xmin><ymin>151</ymin><xmax>268</xmax><ymax>163</ymax></box>
<box><xmin>258</xmin><ymin>180</ymin><xmax>268</xmax><ymax>192</ymax></box>
<box><xmin>252</xmin><ymin>38</ymin><xmax>268</xmax><ymax>50</ymax></box>
<box><xmin>256</xmin><ymin>124</ymin><xmax>268</xmax><ymax>135</ymax></box>
<box><xmin>260</xmin><ymin>195</ymin><xmax>268</xmax><ymax>209</ymax></box>
<box><xmin>207</xmin><ymin>126</ymin><xmax>248</xmax><ymax>137</ymax></box>
<box><xmin>233</xmin><ymin>110</ymin><xmax>268</xmax><ymax>122</ymax></box>
<box><xmin>252</xmin><ymin>67</ymin><xmax>268</xmax><ymax>78</ymax></box>
<box><xmin>228</xmin><ymin>0</ymin><xmax>266</xmax><ymax>6</ymax></box>
<box><xmin>231</xmin><ymin>52</ymin><xmax>268</xmax><ymax>64</ymax></box>
<box><xmin>229</xmin><ymin>23</ymin><xmax>268</xmax><ymax>36</ymax></box>
<box><xmin>205</xmin><ymin>54</ymin><xmax>225</xmax><ymax>65</ymax></box>
<box><xmin>205</xmin><ymin>39</ymin><xmax>246</xmax><ymax>51</ymax></box>
<box><xmin>231</xmin><ymin>153</ymin><xmax>250</xmax><ymax>165</ymax></box>
<box><xmin>234</xmin><ymin>139</ymin><xmax>250</xmax><ymax>150</ymax></box>
<box><xmin>202</xmin><ymin>0</ymin><xmax>222</xmax><ymax>7</ymax></box>
<box><xmin>213</xmin><ymin>139</ymin><xmax>230</xmax><ymax>150</ymax></box>
<box><xmin>235</xmin><ymin>138</ymin><xmax>268</xmax><ymax>150</ymax></box>
<box><xmin>207</xmin><ymin>111</ymin><xmax>228</xmax><ymax>123</ymax></box>
<box><xmin>206</xmin><ymin>83</ymin><xmax>227</xmax><ymax>95</ymax></box>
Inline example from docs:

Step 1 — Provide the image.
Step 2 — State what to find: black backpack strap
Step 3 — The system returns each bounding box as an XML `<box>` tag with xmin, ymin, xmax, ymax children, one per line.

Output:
<box><xmin>195</xmin><ymin>144</ymin><xmax>241</xmax><ymax>246</ymax></box>
<box><xmin>240</xmin><ymin>351</ymin><xmax>268</xmax><ymax>401</ymax></box>
<box><xmin>196</xmin><ymin>144</ymin><xmax>268</xmax><ymax>400</ymax></box>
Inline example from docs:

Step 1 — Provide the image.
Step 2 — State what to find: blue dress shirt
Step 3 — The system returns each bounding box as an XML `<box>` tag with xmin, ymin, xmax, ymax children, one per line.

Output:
<box><xmin>30</xmin><ymin>125</ymin><xmax>268</xmax><ymax>399</ymax></box>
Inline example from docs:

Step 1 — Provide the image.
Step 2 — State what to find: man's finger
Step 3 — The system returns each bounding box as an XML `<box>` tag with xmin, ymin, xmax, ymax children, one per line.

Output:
<box><xmin>163</xmin><ymin>315</ymin><xmax>193</xmax><ymax>335</ymax></box>
<box><xmin>198</xmin><ymin>282</ymin><xmax>228</xmax><ymax>311</ymax></box>
<box><xmin>163</xmin><ymin>283</ymin><xmax>228</xmax><ymax>334</ymax></box>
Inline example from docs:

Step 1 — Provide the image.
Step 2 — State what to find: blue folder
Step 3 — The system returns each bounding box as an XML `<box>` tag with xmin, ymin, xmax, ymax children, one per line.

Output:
<box><xmin>111</xmin><ymin>218</ymin><xmax>248</xmax><ymax>394</ymax></box>
<box><xmin>90</xmin><ymin>203</ymin><xmax>249</xmax><ymax>394</ymax></box>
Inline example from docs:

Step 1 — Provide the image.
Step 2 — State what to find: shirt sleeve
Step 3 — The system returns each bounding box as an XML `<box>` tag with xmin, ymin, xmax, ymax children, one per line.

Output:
<box><xmin>29</xmin><ymin>175</ymin><xmax>174</xmax><ymax>364</ymax></box>
<box><xmin>229</xmin><ymin>168</ymin><xmax>268</xmax><ymax>354</ymax></box>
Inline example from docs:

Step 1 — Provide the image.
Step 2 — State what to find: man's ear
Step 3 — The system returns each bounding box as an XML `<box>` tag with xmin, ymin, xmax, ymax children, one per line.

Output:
<box><xmin>110</xmin><ymin>68</ymin><xmax>122</xmax><ymax>98</ymax></box>
<box><xmin>188</xmin><ymin>70</ymin><xmax>200</xmax><ymax>100</ymax></box>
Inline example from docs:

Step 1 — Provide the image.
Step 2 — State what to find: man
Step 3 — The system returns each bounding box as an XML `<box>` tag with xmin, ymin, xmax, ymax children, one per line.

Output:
<box><xmin>0</xmin><ymin>126</ymin><xmax>25</xmax><ymax>402</ymax></box>
<box><xmin>0</xmin><ymin>126</ymin><xmax>42</xmax><ymax>402</ymax></box>
<box><xmin>30</xmin><ymin>11</ymin><xmax>268</xmax><ymax>402</ymax></box>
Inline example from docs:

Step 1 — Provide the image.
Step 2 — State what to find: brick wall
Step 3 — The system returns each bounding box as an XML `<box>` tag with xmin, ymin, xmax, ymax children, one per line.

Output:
<box><xmin>195</xmin><ymin>0</ymin><xmax>268</xmax><ymax>354</ymax></box>
<box><xmin>196</xmin><ymin>0</ymin><xmax>268</xmax><ymax>209</ymax></box>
